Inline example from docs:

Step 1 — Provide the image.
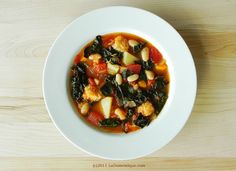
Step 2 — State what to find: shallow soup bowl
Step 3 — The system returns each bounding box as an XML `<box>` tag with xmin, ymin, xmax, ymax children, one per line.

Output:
<box><xmin>43</xmin><ymin>6</ymin><xmax>197</xmax><ymax>160</ymax></box>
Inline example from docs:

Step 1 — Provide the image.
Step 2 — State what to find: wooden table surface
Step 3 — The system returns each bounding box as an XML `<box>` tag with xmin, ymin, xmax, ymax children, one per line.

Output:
<box><xmin>0</xmin><ymin>0</ymin><xmax>236</xmax><ymax>170</ymax></box>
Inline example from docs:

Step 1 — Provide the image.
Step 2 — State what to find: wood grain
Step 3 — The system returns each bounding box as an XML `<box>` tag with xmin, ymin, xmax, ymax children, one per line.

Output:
<box><xmin>0</xmin><ymin>0</ymin><xmax>236</xmax><ymax>170</ymax></box>
<box><xmin>0</xmin><ymin>157</ymin><xmax>236</xmax><ymax>171</ymax></box>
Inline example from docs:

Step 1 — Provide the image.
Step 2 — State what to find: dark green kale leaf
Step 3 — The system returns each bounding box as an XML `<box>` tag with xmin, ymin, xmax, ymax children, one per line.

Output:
<box><xmin>99</xmin><ymin>118</ymin><xmax>122</xmax><ymax>127</ymax></box>
<box><xmin>153</xmin><ymin>76</ymin><xmax>169</xmax><ymax>90</ymax></box>
<box><xmin>71</xmin><ymin>63</ymin><xmax>88</xmax><ymax>102</ymax></box>
<box><xmin>84</xmin><ymin>35</ymin><xmax>103</xmax><ymax>57</ymax></box>
<box><xmin>133</xmin><ymin>89</ymin><xmax>149</xmax><ymax>105</ymax></box>
<box><xmin>135</xmin><ymin>59</ymin><xmax>153</xmax><ymax>70</ymax></box>
<box><xmin>152</xmin><ymin>91</ymin><xmax>168</xmax><ymax>113</ymax></box>
<box><xmin>142</xmin><ymin>59</ymin><xmax>154</xmax><ymax>70</ymax></box>
<box><xmin>100</xmin><ymin>82</ymin><xmax>113</xmax><ymax>96</ymax></box>
<box><xmin>144</xmin><ymin>76</ymin><xmax>169</xmax><ymax>113</ymax></box>
<box><xmin>100</xmin><ymin>75</ymin><xmax>115</xmax><ymax>96</ymax></box>
<box><xmin>114</xmin><ymin>84</ymin><xmax>125</xmax><ymax>106</ymax></box>
<box><xmin>101</xmin><ymin>46</ymin><xmax>123</xmax><ymax>64</ymax></box>
<box><xmin>127</xmin><ymin>108</ymin><xmax>135</xmax><ymax>118</ymax></box>
<box><xmin>100</xmin><ymin>75</ymin><xmax>125</xmax><ymax>106</ymax></box>
<box><xmin>139</xmin><ymin>69</ymin><xmax>147</xmax><ymax>81</ymax></box>
<box><xmin>133</xmin><ymin>42</ymin><xmax>146</xmax><ymax>53</ymax></box>
<box><xmin>134</xmin><ymin>113</ymin><xmax>150</xmax><ymax>128</ymax></box>
<box><xmin>121</xmin><ymin>69</ymin><xmax>133</xmax><ymax>79</ymax></box>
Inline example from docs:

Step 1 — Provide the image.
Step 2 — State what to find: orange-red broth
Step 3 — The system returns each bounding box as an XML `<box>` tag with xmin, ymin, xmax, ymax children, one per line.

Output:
<box><xmin>71</xmin><ymin>33</ymin><xmax>169</xmax><ymax>133</ymax></box>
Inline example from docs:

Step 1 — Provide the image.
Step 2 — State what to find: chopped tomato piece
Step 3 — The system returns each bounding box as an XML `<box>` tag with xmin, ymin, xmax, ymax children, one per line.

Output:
<box><xmin>86</xmin><ymin>68</ymin><xmax>95</xmax><ymax>78</ymax></box>
<box><xmin>147</xmin><ymin>80</ymin><xmax>155</xmax><ymax>87</ymax></box>
<box><xmin>110</xmin><ymin>113</ymin><xmax>117</xmax><ymax>118</ymax></box>
<box><xmin>127</xmin><ymin>64</ymin><xmax>141</xmax><ymax>74</ymax></box>
<box><xmin>149</xmin><ymin>46</ymin><xmax>163</xmax><ymax>64</ymax></box>
<box><xmin>86</xmin><ymin>67</ymin><xmax>95</xmax><ymax>78</ymax></box>
<box><xmin>86</xmin><ymin>62</ymin><xmax>107</xmax><ymax>78</ymax></box>
<box><xmin>93</xmin><ymin>63</ymin><xmax>107</xmax><ymax>74</ymax></box>
<box><xmin>87</xmin><ymin>111</ymin><xmax>104</xmax><ymax>126</ymax></box>
<box><xmin>84</xmin><ymin>60</ymin><xmax>95</xmax><ymax>77</ymax></box>
<box><xmin>88</xmin><ymin>78</ymin><xmax>96</xmax><ymax>87</ymax></box>
<box><xmin>102</xmin><ymin>36</ymin><xmax>114</xmax><ymax>48</ymax></box>
<box><xmin>132</xmin><ymin>113</ymin><xmax>138</xmax><ymax>121</ymax></box>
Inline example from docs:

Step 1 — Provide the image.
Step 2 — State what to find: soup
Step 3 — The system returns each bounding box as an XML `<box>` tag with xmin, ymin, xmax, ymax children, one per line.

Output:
<box><xmin>70</xmin><ymin>33</ymin><xmax>169</xmax><ymax>133</ymax></box>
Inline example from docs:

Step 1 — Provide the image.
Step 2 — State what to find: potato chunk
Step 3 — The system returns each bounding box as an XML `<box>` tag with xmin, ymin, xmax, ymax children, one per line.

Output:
<box><xmin>101</xmin><ymin>97</ymin><xmax>113</xmax><ymax>118</ymax></box>
<box><xmin>137</xmin><ymin>101</ymin><xmax>155</xmax><ymax>116</ymax></box>
<box><xmin>122</xmin><ymin>52</ymin><xmax>139</xmax><ymax>65</ymax></box>
<box><xmin>112</xmin><ymin>35</ymin><xmax>129</xmax><ymax>52</ymax></box>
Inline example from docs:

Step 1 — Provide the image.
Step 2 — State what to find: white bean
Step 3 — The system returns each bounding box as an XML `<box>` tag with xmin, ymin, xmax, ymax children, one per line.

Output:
<box><xmin>127</xmin><ymin>74</ymin><xmax>139</xmax><ymax>82</ymax></box>
<box><xmin>126</xmin><ymin>101</ymin><xmax>136</xmax><ymax>108</ymax></box>
<box><xmin>115</xmin><ymin>73</ymin><xmax>123</xmax><ymax>85</ymax></box>
<box><xmin>145</xmin><ymin>70</ymin><xmax>155</xmax><ymax>80</ymax></box>
<box><xmin>141</xmin><ymin>47</ymin><xmax>149</xmax><ymax>61</ymax></box>
<box><xmin>128</xmin><ymin>39</ymin><xmax>139</xmax><ymax>47</ymax></box>
<box><xmin>80</xmin><ymin>102</ymin><xmax>89</xmax><ymax>115</ymax></box>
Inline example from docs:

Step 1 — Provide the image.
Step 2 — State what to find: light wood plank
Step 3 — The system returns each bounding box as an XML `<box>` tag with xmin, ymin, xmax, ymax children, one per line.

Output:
<box><xmin>0</xmin><ymin>157</ymin><xmax>236</xmax><ymax>171</ymax></box>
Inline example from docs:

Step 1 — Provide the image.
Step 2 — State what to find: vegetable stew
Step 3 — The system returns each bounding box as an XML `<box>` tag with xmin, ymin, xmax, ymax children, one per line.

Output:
<box><xmin>70</xmin><ymin>33</ymin><xmax>169</xmax><ymax>133</ymax></box>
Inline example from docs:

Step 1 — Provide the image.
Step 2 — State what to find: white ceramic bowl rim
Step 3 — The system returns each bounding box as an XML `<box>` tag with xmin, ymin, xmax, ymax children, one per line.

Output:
<box><xmin>43</xmin><ymin>6</ymin><xmax>197</xmax><ymax>160</ymax></box>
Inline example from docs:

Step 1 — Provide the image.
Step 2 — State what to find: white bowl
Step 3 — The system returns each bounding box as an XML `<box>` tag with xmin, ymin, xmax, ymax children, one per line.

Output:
<box><xmin>43</xmin><ymin>6</ymin><xmax>197</xmax><ymax>160</ymax></box>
